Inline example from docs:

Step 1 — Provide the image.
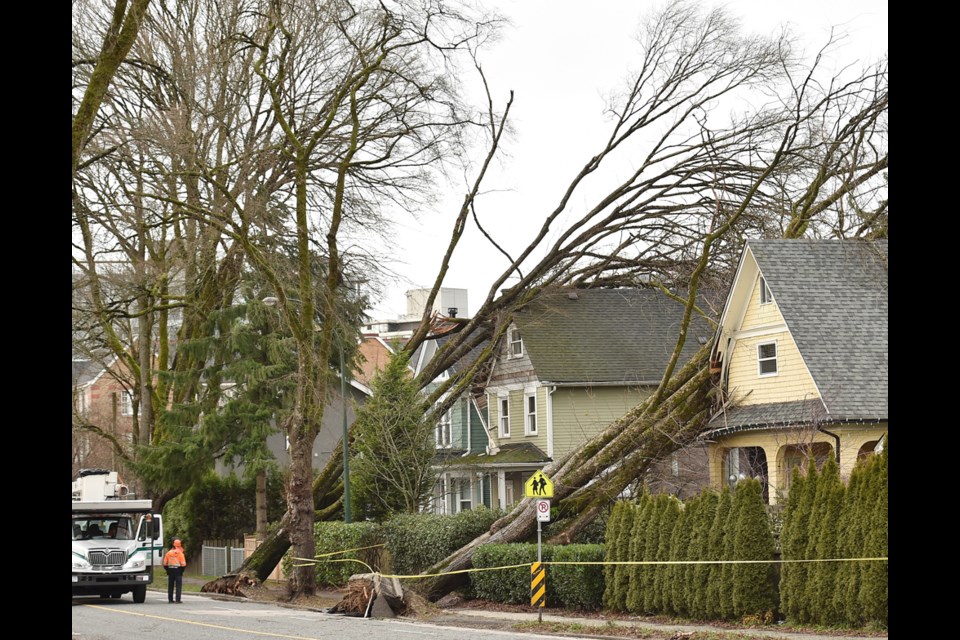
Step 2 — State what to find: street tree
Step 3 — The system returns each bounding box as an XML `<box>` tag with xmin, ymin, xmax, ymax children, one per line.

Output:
<box><xmin>350</xmin><ymin>350</ymin><xmax>435</xmax><ymax>518</ymax></box>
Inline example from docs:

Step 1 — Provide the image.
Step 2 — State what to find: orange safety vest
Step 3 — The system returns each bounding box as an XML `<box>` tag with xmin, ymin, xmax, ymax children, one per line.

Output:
<box><xmin>163</xmin><ymin>545</ymin><xmax>186</xmax><ymax>568</ymax></box>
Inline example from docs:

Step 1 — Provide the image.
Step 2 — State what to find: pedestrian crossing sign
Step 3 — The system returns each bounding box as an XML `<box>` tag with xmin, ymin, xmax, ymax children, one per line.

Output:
<box><xmin>524</xmin><ymin>470</ymin><xmax>554</xmax><ymax>498</ymax></box>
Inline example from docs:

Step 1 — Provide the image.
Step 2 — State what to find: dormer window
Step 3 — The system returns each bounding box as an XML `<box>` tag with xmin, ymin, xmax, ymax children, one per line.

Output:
<box><xmin>509</xmin><ymin>328</ymin><xmax>523</xmax><ymax>357</ymax></box>
<box><xmin>759</xmin><ymin>276</ymin><xmax>773</xmax><ymax>305</ymax></box>
<box><xmin>758</xmin><ymin>341</ymin><xmax>778</xmax><ymax>376</ymax></box>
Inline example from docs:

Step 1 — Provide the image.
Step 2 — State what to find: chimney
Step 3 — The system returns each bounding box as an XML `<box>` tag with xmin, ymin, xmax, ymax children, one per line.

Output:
<box><xmin>447</xmin><ymin>307</ymin><xmax>458</xmax><ymax>318</ymax></box>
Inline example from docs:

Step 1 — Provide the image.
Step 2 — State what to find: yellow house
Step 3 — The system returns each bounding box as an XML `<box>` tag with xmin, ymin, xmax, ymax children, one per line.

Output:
<box><xmin>704</xmin><ymin>239</ymin><xmax>887</xmax><ymax>504</ymax></box>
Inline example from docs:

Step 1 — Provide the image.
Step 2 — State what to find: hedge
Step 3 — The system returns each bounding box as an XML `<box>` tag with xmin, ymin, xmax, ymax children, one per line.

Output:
<box><xmin>470</xmin><ymin>543</ymin><xmax>605</xmax><ymax>610</ymax></box>
<box><xmin>381</xmin><ymin>507</ymin><xmax>503</xmax><ymax>576</ymax></box>
<box><xmin>312</xmin><ymin>521</ymin><xmax>386</xmax><ymax>586</ymax></box>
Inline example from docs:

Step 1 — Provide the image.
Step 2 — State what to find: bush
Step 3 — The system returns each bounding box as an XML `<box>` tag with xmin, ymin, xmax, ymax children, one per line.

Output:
<box><xmin>551</xmin><ymin>544</ymin><xmax>606</xmax><ymax>610</ymax></box>
<box><xmin>312</xmin><ymin>521</ymin><xmax>385</xmax><ymax>586</ymax></box>
<box><xmin>382</xmin><ymin>507</ymin><xmax>503</xmax><ymax>576</ymax></box>
<box><xmin>472</xmin><ymin>543</ymin><xmax>544</xmax><ymax>604</ymax></box>
<box><xmin>470</xmin><ymin>543</ymin><xmax>606</xmax><ymax>609</ymax></box>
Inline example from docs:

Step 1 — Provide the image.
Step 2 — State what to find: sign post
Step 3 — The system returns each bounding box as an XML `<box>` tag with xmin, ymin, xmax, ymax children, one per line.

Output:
<box><xmin>526</xmin><ymin>470</ymin><xmax>553</xmax><ymax>622</ymax></box>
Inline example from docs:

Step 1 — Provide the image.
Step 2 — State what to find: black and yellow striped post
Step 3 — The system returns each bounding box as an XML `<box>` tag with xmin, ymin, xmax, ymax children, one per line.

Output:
<box><xmin>531</xmin><ymin>560</ymin><xmax>546</xmax><ymax>620</ymax></box>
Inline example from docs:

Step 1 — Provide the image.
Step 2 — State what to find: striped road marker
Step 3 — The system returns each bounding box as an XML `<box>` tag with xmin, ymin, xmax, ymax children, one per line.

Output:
<box><xmin>530</xmin><ymin>561</ymin><xmax>546</xmax><ymax>609</ymax></box>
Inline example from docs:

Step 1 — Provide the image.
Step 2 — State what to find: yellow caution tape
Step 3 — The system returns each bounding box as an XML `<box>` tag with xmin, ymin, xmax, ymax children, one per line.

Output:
<box><xmin>378</xmin><ymin>563</ymin><xmax>533</xmax><ymax>580</ymax></box>
<box><xmin>312</xmin><ymin>544</ymin><xmax>385</xmax><ymax>559</ymax></box>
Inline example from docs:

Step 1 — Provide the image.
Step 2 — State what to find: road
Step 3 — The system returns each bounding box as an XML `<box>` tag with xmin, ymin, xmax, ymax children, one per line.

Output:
<box><xmin>71</xmin><ymin>592</ymin><xmax>574</xmax><ymax>640</ymax></box>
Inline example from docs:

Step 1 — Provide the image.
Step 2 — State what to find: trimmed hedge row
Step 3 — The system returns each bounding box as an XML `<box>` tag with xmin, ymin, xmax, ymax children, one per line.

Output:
<box><xmin>311</xmin><ymin>507</ymin><xmax>503</xmax><ymax>586</ymax></box>
<box><xmin>381</xmin><ymin>507</ymin><xmax>504</xmax><ymax>576</ymax></box>
<box><xmin>780</xmin><ymin>444</ymin><xmax>887</xmax><ymax>628</ymax></box>
<box><xmin>470</xmin><ymin>543</ymin><xmax>606</xmax><ymax>610</ymax></box>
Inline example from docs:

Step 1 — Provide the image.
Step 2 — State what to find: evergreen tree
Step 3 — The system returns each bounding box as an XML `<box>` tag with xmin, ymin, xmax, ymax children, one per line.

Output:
<box><xmin>778</xmin><ymin>465</ymin><xmax>805</xmax><ymax>621</ymax></box>
<box><xmin>689</xmin><ymin>490</ymin><xmax>718</xmax><ymax>620</ymax></box>
<box><xmin>614</xmin><ymin>501</ymin><xmax>640</xmax><ymax>611</ymax></box>
<box><xmin>603</xmin><ymin>501</ymin><xmax>626</xmax><ymax>610</ymax></box>
<box><xmin>731</xmin><ymin>479</ymin><xmax>778</xmax><ymax>618</ymax></box>
<box><xmin>625</xmin><ymin>495</ymin><xmax>652</xmax><ymax>612</ymax></box>
<box><xmin>859</xmin><ymin>446</ymin><xmax>887</xmax><ymax>627</ymax></box>
<box><xmin>781</xmin><ymin>460</ymin><xmax>818</xmax><ymax>624</ymax></box>
<box><xmin>670</xmin><ymin>496</ymin><xmax>696</xmax><ymax>617</ymax></box>
<box><xmin>642</xmin><ymin>495</ymin><xmax>667</xmax><ymax>613</ymax></box>
<box><xmin>653</xmin><ymin>496</ymin><xmax>681</xmax><ymax>614</ymax></box>
<box><xmin>705</xmin><ymin>487</ymin><xmax>731</xmax><ymax>620</ymax></box>
<box><xmin>802</xmin><ymin>457</ymin><xmax>840</xmax><ymax>623</ymax></box>
<box><xmin>718</xmin><ymin>485</ymin><xmax>738</xmax><ymax>619</ymax></box>
<box><xmin>350</xmin><ymin>350</ymin><xmax>434</xmax><ymax>519</ymax></box>
<box><xmin>834</xmin><ymin>458</ymin><xmax>865</xmax><ymax>626</ymax></box>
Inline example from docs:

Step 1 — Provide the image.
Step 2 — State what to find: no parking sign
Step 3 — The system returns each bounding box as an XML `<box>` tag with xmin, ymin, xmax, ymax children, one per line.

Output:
<box><xmin>535</xmin><ymin>499</ymin><xmax>551</xmax><ymax>522</ymax></box>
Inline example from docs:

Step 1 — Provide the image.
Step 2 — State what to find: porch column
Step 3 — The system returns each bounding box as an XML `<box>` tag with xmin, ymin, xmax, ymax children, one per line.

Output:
<box><xmin>497</xmin><ymin>471</ymin><xmax>506</xmax><ymax>510</ymax></box>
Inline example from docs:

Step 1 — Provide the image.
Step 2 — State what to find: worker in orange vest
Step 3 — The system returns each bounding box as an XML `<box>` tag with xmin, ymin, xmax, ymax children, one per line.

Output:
<box><xmin>163</xmin><ymin>538</ymin><xmax>187</xmax><ymax>603</ymax></box>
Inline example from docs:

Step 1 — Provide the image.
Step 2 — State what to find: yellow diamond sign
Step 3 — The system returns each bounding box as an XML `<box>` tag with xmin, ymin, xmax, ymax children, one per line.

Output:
<box><xmin>524</xmin><ymin>470</ymin><xmax>554</xmax><ymax>498</ymax></box>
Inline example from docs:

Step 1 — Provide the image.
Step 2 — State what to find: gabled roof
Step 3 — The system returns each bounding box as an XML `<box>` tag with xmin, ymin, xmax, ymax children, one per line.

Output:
<box><xmin>72</xmin><ymin>360</ymin><xmax>103</xmax><ymax>387</ymax></box>
<box><xmin>410</xmin><ymin>333</ymin><xmax>489</xmax><ymax>380</ymax></box>
<box><xmin>746</xmin><ymin>238</ymin><xmax>888</xmax><ymax>421</ymax></box>
<box><xmin>513</xmin><ymin>288</ymin><xmax>714</xmax><ymax>385</ymax></box>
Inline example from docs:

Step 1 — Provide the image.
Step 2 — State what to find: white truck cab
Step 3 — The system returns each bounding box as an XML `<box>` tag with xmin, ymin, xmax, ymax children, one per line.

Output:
<box><xmin>71</xmin><ymin>470</ymin><xmax>164</xmax><ymax>602</ymax></box>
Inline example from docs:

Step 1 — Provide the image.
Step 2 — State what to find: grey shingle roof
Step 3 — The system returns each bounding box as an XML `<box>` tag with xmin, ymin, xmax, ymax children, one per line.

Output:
<box><xmin>747</xmin><ymin>239</ymin><xmax>887</xmax><ymax>421</ymax></box>
<box><xmin>706</xmin><ymin>399</ymin><xmax>828</xmax><ymax>433</ymax></box>
<box><xmin>514</xmin><ymin>288</ymin><xmax>714</xmax><ymax>385</ymax></box>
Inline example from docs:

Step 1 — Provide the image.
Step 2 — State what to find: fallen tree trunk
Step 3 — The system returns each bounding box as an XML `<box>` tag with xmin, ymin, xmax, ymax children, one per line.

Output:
<box><xmin>415</xmin><ymin>345</ymin><xmax>713</xmax><ymax>600</ymax></box>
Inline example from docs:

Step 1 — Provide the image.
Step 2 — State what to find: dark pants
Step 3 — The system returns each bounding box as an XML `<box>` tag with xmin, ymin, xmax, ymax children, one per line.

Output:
<box><xmin>167</xmin><ymin>566</ymin><xmax>183</xmax><ymax>602</ymax></box>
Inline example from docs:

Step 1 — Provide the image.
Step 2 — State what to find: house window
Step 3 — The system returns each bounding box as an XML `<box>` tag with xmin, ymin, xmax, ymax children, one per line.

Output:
<box><xmin>509</xmin><ymin>329</ymin><xmax>523</xmax><ymax>357</ymax></box>
<box><xmin>436</xmin><ymin>410</ymin><xmax>452</xmax><ymax>448</ymax></box>
<box><xmin>499</xmin><ymin>396</ymin><xmax>510</xmax><ymax>437</ymax></box>
<box><xmin>759</xmin><ymin>276</ymin><xmax>773</xmax><ymax>305</ymax></box>
<box><xmin>76</xmin><ymin>390</ymin><xmax>88</xmax><ymax>416</ymax></box>
<box><xmin>525</xmin><ymin>391</ymin><xmax>537</xmax><ymax>435</ymax></box>
<box><xmin>120</xmin><ymin>391</ymin><xmax>135</xmax><ymax>416</ymax></box>
<box><xmin>757</xmin><ymin>341</ymin><xmax>778</xmax><ymax>376</ymax></box>
<box><xmin>458</xmin><ymin>478</ymin><xmax>473</xmax><ymax>512</ymax></box>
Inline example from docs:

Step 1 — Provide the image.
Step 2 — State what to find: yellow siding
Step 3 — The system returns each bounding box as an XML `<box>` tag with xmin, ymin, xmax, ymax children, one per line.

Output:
<box><xmin>551</xmin><ymin>386</ymin><xmax>651</xmax><ymax>458</ymax></box>
<box><xmin>741</xmin><ymin>273</ymin><xmax>784</xmax><ymax>328</ymax></box>
<box><xmin>726</xmin><ymin>275</ymin><xmax>820</xmax><ymax>406</ymax></box>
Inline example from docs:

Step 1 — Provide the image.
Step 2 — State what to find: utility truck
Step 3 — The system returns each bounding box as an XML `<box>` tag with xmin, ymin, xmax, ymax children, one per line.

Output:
<box><xmin>71</xmin><ymin>469</ymin><xmax>164</xmax><ymax>602</ymax></box>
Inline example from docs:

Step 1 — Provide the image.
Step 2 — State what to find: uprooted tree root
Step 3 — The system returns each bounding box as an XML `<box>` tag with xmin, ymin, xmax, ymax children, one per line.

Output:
<box><xmin>201</xmin><ymin>573</ymin><xmax>262</xmax><ymax>597</ymax></box>
<box><xmin>329</xmin><ymin>578</ymin><xmax>374</xmax><ymax>615</ymax></box>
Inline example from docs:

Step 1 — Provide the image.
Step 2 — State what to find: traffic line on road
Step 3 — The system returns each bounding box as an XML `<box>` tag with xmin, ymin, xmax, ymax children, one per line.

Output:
<box><xmin>78</xmin><ymin>604</ymin><xmax>322</xmax><ymax>639</ymax></box>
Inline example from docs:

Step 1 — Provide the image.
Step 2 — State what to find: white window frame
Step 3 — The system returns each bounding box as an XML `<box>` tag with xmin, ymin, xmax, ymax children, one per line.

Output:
<box><xmin>499</xmin><ymin>395</ymin><xmax>511</xmax><ymax>438</ymax></box>
<box><xmin>759</xmin><ymin>276</ymin><xmax>773</xmax><ymax>305</ymax></box>
<box><xmin>757</xmin><ymin>340</ymin><xmax>779</xmax><ymax>377</ymax></box>
<box><xmin>524</xmin><ymin>390</ymin><xmax>538</xmax><ymax>435</ymax></box>
<box><xmin>120</xmin><ymin>391</ymin><xmax>135</xmax><ymax>417</ymax></box>
<box><xmin>509</xmin><ymin>328</ymin><xmax>523</xmax><ymax>358</ymax></box>
<box><xmin>457</xmin><ymin>477</ymin><xmax>473</xmax><ymax>512</ymax></box>
<box><xmin>436</xmin><ymin>409</ymin><xmax>452</xmax><ymax>448</ymax></box>
<box><xmin>76</xmin><ymin>389</ymin><xmax>88</xmax><ymax>416</ymax></box>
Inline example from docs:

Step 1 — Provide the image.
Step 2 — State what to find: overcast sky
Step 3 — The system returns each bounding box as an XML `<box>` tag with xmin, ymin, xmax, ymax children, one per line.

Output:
<box><xmin>367</xmin><ymin>0</ymin><xmax>887</xmax><ymax>320</ymax></box>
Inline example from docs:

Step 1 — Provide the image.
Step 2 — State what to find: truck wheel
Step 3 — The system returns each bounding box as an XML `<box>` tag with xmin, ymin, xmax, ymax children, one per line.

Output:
<box><xmin>133</xmin><ymin>585</ymin><xmax>147</xmax><ymax>603</ymax></box>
